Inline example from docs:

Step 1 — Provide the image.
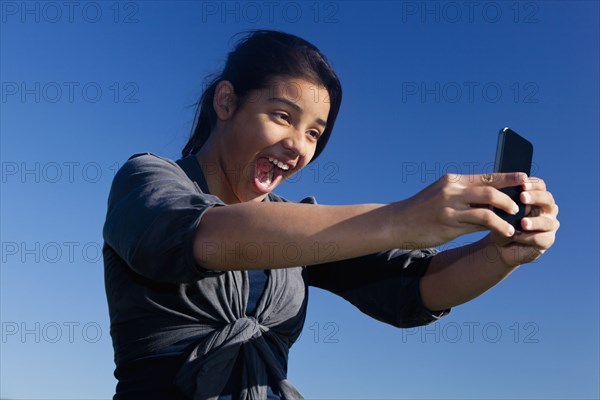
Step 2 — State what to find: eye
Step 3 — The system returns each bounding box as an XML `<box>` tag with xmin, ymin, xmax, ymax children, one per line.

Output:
<box><xmin>273</xmin><ymin>112</ymin><xmax>290</xmax><ymax>123</ymax></box>
<box><xmin>307</xmin><ymin>130</ymin><xmax>322</xmax><ymax>141</ymax></box>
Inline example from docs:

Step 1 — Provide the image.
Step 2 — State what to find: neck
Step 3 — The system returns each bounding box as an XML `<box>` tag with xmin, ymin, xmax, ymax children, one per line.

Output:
<box><xmin>194</xmin><ymin>140</ymin><xmax>231</xmax><ymax>203</ymax></box>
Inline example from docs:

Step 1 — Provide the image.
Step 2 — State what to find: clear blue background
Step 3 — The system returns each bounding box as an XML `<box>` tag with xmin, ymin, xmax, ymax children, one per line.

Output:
<box><xmin>1</xmin><ymin>1</ymin><xmax>598</xmax><ymax>398</ymax></box>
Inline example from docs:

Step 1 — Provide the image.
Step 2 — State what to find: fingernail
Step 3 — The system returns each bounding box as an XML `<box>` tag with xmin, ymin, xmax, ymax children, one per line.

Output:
<box><xmin>522</xmin><ymin>192</ymin><xmax>531</xmax><ymax>203</ymax></box>
<box><xmin>507</xmin><ymin>225</ymin><xmax>515</xmax><ymax>236</ymax></box>
<box><xmin>512</xmin><ymin>205</ymin><xmax>520</xmax><ymax>215</ymax></box>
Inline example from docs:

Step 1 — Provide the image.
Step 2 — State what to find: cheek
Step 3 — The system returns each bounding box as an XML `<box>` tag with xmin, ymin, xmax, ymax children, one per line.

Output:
<box><xmin>234</xmin><ymin>116</ymin><xmax>273</xmax><ymax>143</ymax></box>
<box><xmin>302</xmin><ymin>143</ymin><xmax>318</xmax><ymax>164</ymax></box>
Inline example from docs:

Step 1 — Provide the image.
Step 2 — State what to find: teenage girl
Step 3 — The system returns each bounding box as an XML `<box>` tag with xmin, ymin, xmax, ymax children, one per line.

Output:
<box><xmin>102</xmin><ymin>30</ymin><xmax>559</xmax><ymax>399</ymax></box>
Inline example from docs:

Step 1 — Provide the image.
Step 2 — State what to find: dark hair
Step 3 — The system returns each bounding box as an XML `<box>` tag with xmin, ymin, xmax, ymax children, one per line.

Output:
<box><xmin>182</xmin><ymin>30</ymin><xmax>342</xmax><ymax>162</ymax></box>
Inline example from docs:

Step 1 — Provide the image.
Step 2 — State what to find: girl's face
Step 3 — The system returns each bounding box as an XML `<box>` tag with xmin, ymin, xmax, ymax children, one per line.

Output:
<box><xmin>203</xmin><ymin>77</ymin><xmax>331</xmax><ymax>204</ymax></box>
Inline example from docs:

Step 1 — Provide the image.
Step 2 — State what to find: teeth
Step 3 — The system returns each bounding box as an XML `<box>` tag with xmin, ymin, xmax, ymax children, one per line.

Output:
<box><xmin>267</xmin><ymin>157</ymin><xmax>290</xmax><ymax>171</ymax></box>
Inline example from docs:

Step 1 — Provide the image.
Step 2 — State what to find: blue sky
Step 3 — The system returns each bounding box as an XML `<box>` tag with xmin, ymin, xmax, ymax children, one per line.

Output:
<box><xmin>1</xmin><ymin>1</ymin><xmax>598</xmax><ymax>398</ymax></box>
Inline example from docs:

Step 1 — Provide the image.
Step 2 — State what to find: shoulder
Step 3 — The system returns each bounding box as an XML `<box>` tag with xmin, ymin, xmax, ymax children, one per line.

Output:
<box><xmin>114</xmin><ymin>152</ymin><xmax>188</xmax><ymax>181</ymax></box>
<box><xmin>107</xmin><ymin>152</ymin><xmax>198</xmax><ymax>202</ymax></box>
<box><xmin>122</xmin><ymin>151</ymin><xmax>181</xmax><ymax>171</ymax></box>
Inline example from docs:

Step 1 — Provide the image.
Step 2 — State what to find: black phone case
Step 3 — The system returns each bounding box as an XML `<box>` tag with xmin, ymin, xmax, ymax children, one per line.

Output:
<box><xmin>493</xmin><ymin>128</ymin><xmax>533</xmax><ymax>231</ymax></box>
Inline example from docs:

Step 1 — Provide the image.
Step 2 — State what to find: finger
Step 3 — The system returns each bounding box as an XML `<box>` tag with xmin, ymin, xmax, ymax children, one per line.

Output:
<box><xmin>458</xmin><ymin>207</ymin><xmax>516</xmax><ymax>237</ymax></box>
<box><xmin>523</xmin><ymin>203</ymin><xmax>559</xmax><ymax>219</ymax></box>
<box><xmin>465</xmin><ymin>186</ymin><xmax>519</xmax><ymax>215</ymax></box>
<box><xmin>521</xmin><ymin>190</ymin><xmax>556</xmax><ymax>213</ymax></box>
<box><xmin>467</xmin><ymin>172</ymin><xmax>527</xmax><ymax>190</ymax></box>
<box><xmin>511</xmin><ymin>230</ymin><xmax>556</xmax><ymax>250</ymax></box>
<box><xmin>521</xmin><ymin>214</ymin><xmax>560</xmax><ymax>232</ymax></box>
<box><xmin>522</xmin><ymin>176</ymin><xmax>546</xmax><ymax>191</ymax></box>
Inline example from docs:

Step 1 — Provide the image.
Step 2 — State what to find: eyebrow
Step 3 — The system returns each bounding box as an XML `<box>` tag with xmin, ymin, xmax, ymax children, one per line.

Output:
<box><xmin>267</xmin><ymin>97</ymin><xmax>327</xmax><ymax>128</ymax></box>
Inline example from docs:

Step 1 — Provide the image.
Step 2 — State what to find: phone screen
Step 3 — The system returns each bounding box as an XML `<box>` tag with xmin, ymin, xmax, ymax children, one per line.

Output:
<box><xmin>493</xmin><ymin>127</ymin><xmax>534</xmax><ymax>231</ymax></box>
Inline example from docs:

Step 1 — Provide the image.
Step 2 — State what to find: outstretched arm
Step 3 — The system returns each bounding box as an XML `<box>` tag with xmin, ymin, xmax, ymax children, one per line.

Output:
<box><xmin>193</xmin><ymin>173</ymin><xmax>531</xmax><ymax>271</ymax></box>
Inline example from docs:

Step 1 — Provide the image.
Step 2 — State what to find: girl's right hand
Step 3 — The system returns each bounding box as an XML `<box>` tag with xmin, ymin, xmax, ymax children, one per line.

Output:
<box><xmin>393</xmin><ymin>172</ymin><xmax>527</xmax><ymax>249</ymax></box>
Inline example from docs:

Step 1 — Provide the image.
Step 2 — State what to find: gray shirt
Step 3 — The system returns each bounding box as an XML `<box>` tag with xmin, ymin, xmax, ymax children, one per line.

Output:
<box><xmin>102</xmin><ymin>152</ymin><xmax>450</xmax><ymax>399</ymax></box>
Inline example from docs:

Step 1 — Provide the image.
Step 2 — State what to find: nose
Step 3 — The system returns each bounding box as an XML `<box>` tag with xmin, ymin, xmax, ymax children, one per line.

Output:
<box><xmin>281</xmin><ymin>127</ymin><xmax>309</xmax><ymax>161</ymax></box>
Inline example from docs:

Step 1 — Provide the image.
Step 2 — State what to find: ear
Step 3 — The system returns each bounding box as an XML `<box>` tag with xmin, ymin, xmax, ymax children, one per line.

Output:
<box><xmin>213</xmin><ymin>80</ymin><xmax>237</xmax><ymax>121</ymax></box>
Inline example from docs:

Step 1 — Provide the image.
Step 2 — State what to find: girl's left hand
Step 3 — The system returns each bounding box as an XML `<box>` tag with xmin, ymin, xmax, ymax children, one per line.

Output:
<box><xmin>487</xmin><ymin>176</ymin><xmax>560</xmax><ymax>268</ymax></box>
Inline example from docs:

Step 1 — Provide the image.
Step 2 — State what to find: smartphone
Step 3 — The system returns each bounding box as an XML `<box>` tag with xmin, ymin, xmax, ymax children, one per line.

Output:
<box><xmin>493</xmin><ymin>127</ymin><xmax>533</xmax><ymax>231</ymax></box>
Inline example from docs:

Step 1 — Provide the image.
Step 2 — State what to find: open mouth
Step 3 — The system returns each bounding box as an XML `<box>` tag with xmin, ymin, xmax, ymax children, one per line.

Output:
<box><xmin>254</xmin><ymin>157</ymin><xmax>289</xmax><ymax>193</ymax></box>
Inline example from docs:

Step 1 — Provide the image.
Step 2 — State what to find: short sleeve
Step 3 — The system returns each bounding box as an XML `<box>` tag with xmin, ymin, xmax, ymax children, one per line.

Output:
<box><xmin>102</xmin><ymin>152</ymin><xmax>225</xmax><ymax>283</ymax></box>
<box><xmin>307</xmin><ymin>248</ymin><xmax>450</xmax><ymax>328</ymax></box>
